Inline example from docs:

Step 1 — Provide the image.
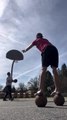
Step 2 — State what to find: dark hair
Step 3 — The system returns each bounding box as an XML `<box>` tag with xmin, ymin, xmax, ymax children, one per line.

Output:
<box><xmin>7</xmin><ymin>72</ymin><xmax>10</xmax><ymax>76</ymax></box>
<box><xmin>36</xmin><ymin>33</ymin><xmax>43</xmax><ymax>38</ymax></box>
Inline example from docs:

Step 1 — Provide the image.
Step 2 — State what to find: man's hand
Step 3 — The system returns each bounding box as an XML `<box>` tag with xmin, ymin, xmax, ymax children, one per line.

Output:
<box><xmin>22</xmin><ymin>50</ymin><xmax>26</xmax><ymax>53</ymax></box>
<box><xmin>22</xmin><ymin>44</ymin><xmax>33</xmax><ymax>53</ymax></box>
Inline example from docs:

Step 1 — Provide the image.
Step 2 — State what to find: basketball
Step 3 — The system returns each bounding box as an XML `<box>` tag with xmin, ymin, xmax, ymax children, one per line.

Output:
<box><xmin>13</xmin><ymin>79</ymin><xmax>17</xmax><ymax>83</ymax></box>
<box><xmin>53</xmin><ymin>93</ymin><xmax>65</xmax><ymax>106</ymax></box>
<box><xmin>35</xmin><ymin>95</ymin><xmax>47</xmax><ymax>107</ymax></box>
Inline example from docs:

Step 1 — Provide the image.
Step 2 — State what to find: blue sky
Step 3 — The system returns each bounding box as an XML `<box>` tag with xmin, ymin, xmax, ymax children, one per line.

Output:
<box><xmin>0</xmin><ymin>0</ymin><xmax>67</xmax><ymax>87</ymax></box>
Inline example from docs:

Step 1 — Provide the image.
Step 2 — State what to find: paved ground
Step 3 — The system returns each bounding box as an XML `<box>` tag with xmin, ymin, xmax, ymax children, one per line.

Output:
<box><xmin>0</xmin><ymin>97</ymin><xmax>67</xmax><ymax>120</ymax></box>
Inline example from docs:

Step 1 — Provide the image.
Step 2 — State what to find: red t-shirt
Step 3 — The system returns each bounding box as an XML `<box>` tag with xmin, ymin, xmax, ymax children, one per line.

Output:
<box><xmin>32</xmin><ymin>38</ymin><xmax>52</xmax><ymax>52</ymax></box>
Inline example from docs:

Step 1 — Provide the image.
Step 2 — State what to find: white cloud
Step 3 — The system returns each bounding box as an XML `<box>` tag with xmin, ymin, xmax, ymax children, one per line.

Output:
<box><xmin>0</xmin><ymin>0</ymin><xmax>67</xmax><ymax>86</ymax></box>
<box><xmin>14</xmin><ymin>65</ymin><xmax>41</xmax><ymax>79</ymax></box>
<box><xmin>0</xmin><ymin>0</ymin><xmax>9</xmax><ymax>17</ymax></box>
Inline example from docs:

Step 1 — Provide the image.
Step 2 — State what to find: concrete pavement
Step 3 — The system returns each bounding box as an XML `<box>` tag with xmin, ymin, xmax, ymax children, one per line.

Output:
<box><xmin>0</xmin><ymin>98</ymin><xmax>67</xmax><ymax>120</ymax></box>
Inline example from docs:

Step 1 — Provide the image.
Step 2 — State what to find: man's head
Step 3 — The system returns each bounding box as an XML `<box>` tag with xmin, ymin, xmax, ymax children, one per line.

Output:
<box><xmin>36</xmin><ymin>33</ymin><xmax>43</xmax><ymax>38</ymax></box>
<box><xmin>7</xmin><ymin>72</ymin><xmax>10</xmax><ymax>76</ymax></box>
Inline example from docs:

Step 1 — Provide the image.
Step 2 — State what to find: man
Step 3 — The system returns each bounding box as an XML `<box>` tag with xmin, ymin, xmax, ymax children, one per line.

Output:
<box><xmin>22</xmin><ymin>33</ymin><xmax>61</xmax><ymax>96</ymax></box>
<box><xmin>3</xmin><ymin>72</ymin><xmax>13</xmax><ymax>101</ymax></box>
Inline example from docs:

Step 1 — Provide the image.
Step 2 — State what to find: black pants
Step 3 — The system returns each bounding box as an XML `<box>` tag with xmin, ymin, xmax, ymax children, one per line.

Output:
<box><xmin>3</xmin><ymin>85</ymin><xmax>12</xmax><ymax>100</ymax></box>
<box><xmin>41</xmin><ymin>45</ymin><xmax>59</xmax><ymax>68</ymax></box>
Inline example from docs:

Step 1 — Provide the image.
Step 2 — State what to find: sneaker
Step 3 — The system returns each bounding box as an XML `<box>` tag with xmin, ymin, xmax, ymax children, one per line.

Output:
<box><xmin>3</xmin><ymin>98</ymin><xmax>7</xmax><ymax>101</ymax></box>
<box><xmin>51</xmin><ymin>90</ymin><xmax>60</xmax><ymax>96</ymax></box>
<box><xmin>50</xmin><ymin>90</ymin><xmax>56</xmax><ymax>96</ymax></box>
<box><xmin>34</xmin><ymin>90</ymin><xmax>44</xmax><ymax>96</ymax></box>
<box><xmin>10</xmin><ymin>98</ymin><xmax>14</xmax><ymax>101</ymax></box>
